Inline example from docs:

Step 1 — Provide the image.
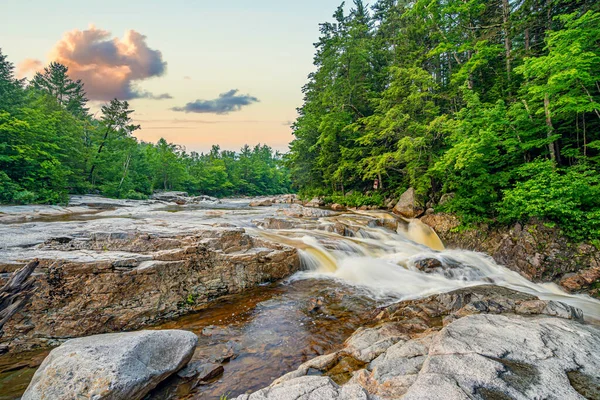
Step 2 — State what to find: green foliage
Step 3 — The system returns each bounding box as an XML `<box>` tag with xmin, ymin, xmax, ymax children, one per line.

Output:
<box><xmin>324</xmin><ymin>192</ymin><xmax>385</xmax><ymax>208</ymax></box>
<box><xmin>497</xmin><ymin>161</ymin><xmax>600</xmax><ymax>241</ymax></box>
<box><xmin>287</xmin><ymin>3</ymin><xmax>600</xmax><ymax>241</ymax></box>
<box><xmin>0</xmin><ymin>49</ymin><xmax>291</xmax><ymax>204</ymax></box>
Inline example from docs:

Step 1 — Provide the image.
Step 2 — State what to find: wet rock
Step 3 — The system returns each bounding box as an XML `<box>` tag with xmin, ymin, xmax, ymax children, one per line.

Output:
<box><xmin>272</xmin><ymin>194</ymin><xmax>298</xmax><ymax>204</ymax></box>
<box><xmin>240</xmin><ymin>286</ymin><xmax>600</xmax><ymax>400</ymax></box>
<box><xmin>177</xmin><ymin>361</ymin><xmax>224</xmax><ymax>383</ymax></box>
<box><xmin>343</xmin><ymin>323</ymin><xmax>407</xmax><ymax>363</ymax></box>
<box><xmin>256</xmin><ymin>218</ymin><xmax>295</xmax><ymax>230</ymax></box>
<box><xmin>250</xmin><ymin>199</ymin><xmax>273</xmax><ymax>207</ymax></box>
<box><xmin>201</xmin><ymin>325</ymin><xmax>236</xmax><ymax>337</ymax></box>
<box><xmin>235</xmin><ymin>376</ymin><xmax>369</xmax><ymax>400</ymax></box>
<box><xmin>422</xmin><ymin>215</ymin><xmax>600</xmax><ymax>297</ymax></box>
<box><xmin>283</xmin><ymin>205</ymin><xmax>335</xmax><ymax>218</ymax></box>
<box><xmin>331</xmin><ymin>203</ymin><xmax>345</xmax><ymax>211</ymax></box>
<box><xmin>379</xmin><ymin>286</ymin><xmax>583</xmax><ymax>327</ymax></box>
<box><xmin>22</xmin><ymin>330</ymin><xmax>197</xmax><ymax>400</ymax></box>
<box><xmin>220</xmin><ymin>340</ymin><xmax>242</xmax><ymax>362</ymax></box>
<box><xmin>560</xmin><ymin>266</ymin><xmax>600</xmax><ymax>295</ymax></box>
<box><xmin>393</xmin><ymin>188</ymin><xmax>424</xmax><ymax>219</ymax></box>
<box><xmin>412</xmin><ymin>257</ymin><xmax>443</xmax><ymax>273</ymax></box>
<box><xmin>1</xmin><ymin>228</ymin><xmax>300</xmax><ymax>353</ymax></box>
<box><xmin>151</xmin><ymin>191</ymin><xmax>189</xmax><ymax>203</ymax></box>
<box><xmin>306</xmin><ymin>296</ymin><xmax>325</xmax><ymax>313</ymax></box>
<box><xmin>385</xmin><ymin>198</ymin><xmax>398</xmax><ymax>209</ymax></box>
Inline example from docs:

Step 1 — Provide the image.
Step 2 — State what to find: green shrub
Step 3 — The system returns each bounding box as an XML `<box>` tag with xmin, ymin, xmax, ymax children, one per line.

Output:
<box><xmin>11</xmin><ymin>190</ymin><xmax>36</xmax><ymax>205</ymax></box>
<box><xmin>497</xmin><ymin>160</ymin><xmax>600</xmax><ymax>241</ymax></box>
<box><xmin>324</xmin><ymin>192</ymin><xmax>385</xmax><ymax>208</ymax></box>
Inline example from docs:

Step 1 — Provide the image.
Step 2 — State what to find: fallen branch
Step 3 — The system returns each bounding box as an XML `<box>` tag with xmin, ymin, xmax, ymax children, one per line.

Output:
<box><xmin>0</xmin><ymin>259</ymin><xmax>39</xmax><ymax>334</ymax></box>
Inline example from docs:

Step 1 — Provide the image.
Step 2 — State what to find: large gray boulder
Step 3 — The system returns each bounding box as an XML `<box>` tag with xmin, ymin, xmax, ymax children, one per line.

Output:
<box><xmin>393</xmin><ymin>188</ymin><xmax>424</xmax><ymax>219</ymax></box>
<box><xmin>236</xmin><ymin>286</ymin><xmax>600</xmax><ymax>400</ymax></box>
<box><xmin>23</xmin><ymin>330</ymin><xmax>198</xmax><ymax>400</ymax></box>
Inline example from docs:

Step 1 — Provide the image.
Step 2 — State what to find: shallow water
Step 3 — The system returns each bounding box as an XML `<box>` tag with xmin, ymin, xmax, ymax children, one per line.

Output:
<box><xmin>149</xmin><ymin>279</ymin><xmax>384</xmax><ymax>399</ymax></box>
<box><xmin>1</xmin><ymin>197</ymin><xmax>599</xmax><ymax>399</ymax></box>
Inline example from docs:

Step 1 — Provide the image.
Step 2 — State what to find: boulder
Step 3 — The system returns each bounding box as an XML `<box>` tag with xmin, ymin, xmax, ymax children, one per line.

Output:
<box><xmin>236</xmin><ymin>286</ymin><xmax>600</xmax><ymax>400</ymax></box>
<box><xmin>560</xmin><ymin>266</ymin><xmax>600</xmax><ymax>295</ymax></box>
<box><xmin>256</xmin><ymin>218</ymin><xmax>295</xmax><ymax>230</ymax></box>
<box><xmin>151</xmin><ymin>191</ymin><xmax>189</xmax><ymax>203</ymax></box>
<box><xmin>392</xmin><ymin>188</ymin><xmax>424</xmax><ymax>219</ymax></box>
<box><xmin>331</xmin><ymin>203</ymin><xmax>345</xmax><ymax>211</ymax></box>
<box><xmin>249</xmin><ymin>199</ymin><xmax>273</xmax><ymax>207</ymax></box>
<box><xmin>22</xmin><ymin>330</ymin><xmax>198</xmax><ymax>400</ymax></box>
<box><xmin>305</xmin><ymin>197</ymin><xmax>325</xmax><ymax>208</ymax></box>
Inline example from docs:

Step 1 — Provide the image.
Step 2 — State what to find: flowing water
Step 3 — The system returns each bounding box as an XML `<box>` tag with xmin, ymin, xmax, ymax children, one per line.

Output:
<box><xmin>0</xmin><ymin>197</ymin><xmax>599</xmax><ymax>399</ymax></box>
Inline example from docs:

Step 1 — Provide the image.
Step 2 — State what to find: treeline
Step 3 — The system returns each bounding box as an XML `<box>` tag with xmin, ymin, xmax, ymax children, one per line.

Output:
<box><xmin>287</xmin><ymin>0</ymin><xmax>600</xmax><ymax>240</ymax></box>
<box><xmin>0</xmin><ymin>52</ymin><xmax>290</xmax><ymax>204</ymax></box>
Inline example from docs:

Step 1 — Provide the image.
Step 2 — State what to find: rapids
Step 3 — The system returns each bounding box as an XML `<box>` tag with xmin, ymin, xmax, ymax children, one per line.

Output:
<box><xmin>252</xmin><ymin>209</ymin><xmax>600</xmax><ymax>322</ymax></box>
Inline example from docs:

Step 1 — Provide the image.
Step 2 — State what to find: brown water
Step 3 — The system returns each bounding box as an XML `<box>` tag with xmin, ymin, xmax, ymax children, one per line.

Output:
<box><xmin>0</xmin><ymin>278</ymin><xmax>384</xmax><ymax>400</ymax></box>
<box><xmin>148</xmin><ymin>278</ymin><xmax>385</xmax><ymax>399</ymax></box>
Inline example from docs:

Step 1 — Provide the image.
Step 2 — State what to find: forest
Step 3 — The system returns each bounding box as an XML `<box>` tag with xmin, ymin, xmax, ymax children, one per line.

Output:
<box><xmin>0</xmin><ymin>55</ymin><xmax>291</xmax><ymax>203</ymax></box>
<box><xmin>287</xmin><ymin>0</ymin><xmax>600</xmax><ymax>241</ymax></box>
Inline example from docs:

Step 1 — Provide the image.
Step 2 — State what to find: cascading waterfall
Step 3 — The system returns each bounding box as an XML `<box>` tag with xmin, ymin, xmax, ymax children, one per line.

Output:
<box><xmin>255</xmin><ymin>211</ymin><xmax>600</xmax><ymax>321</ymax></box>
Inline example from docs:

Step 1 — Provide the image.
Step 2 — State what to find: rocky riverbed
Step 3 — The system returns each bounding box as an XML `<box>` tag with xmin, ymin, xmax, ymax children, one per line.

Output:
<box><xmin>1</xmin><ymin>194</ymin><xmax>599</xmax><ymax>399</ymax></box>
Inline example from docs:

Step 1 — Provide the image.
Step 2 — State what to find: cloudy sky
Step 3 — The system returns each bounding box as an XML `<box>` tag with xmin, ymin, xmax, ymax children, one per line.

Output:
<box><xmin>1</xmin><ymin>0</ymin><xmax>344</xmax><ymax>152</ymax></box>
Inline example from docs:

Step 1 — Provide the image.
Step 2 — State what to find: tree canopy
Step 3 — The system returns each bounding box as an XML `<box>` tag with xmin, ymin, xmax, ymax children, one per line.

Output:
<box><xmin>287</xmin><ymin>0</ymin><xmax>600</xmax><ymax>241</ymax></box>
<box><xmin>0</xmin><ymin>50</ymin><xmax>291</xmax><ymax>203</ymax></box>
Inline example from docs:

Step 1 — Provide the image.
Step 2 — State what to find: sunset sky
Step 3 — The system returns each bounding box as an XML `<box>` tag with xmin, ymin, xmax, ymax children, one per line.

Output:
<box><xmin>1</xmin><ymin>0</ymin><xmax>345</xmax><ymax>153</ymax></box>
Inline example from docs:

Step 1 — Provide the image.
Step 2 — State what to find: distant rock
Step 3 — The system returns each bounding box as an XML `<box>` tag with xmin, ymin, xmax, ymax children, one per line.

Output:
<box><xmin>331</xmin><ymin>203</ymin><xmax>345</xmax><ymax>211</ymax></box>
<box><xmin>150</xmin><ymin>192</ymin><xmax>220</xmax><ymax>205</ymax></box>
<box><xmin>256</xmin><ymin>218</ymin><xmax>296</xmax><ymax>230</ymax></box>
<box><xmin>249</xmin><ymin>199</ymin><xmax>273</xmax><ymax>207</ymax></box>
<box><xmin>305</xmin><ymin>197</ymin><xmax>325</xmax><ymax>208</ymax></box>
<box><xmin>22</xmin><ymin>330</ymin><xmax>198</xmax><ymax>400</ymax></box>
<box><xmin>151</xmin><ymin>191</ymin><xmax>189</xmax><ymax>202</ymax></box>
<box><xmin>393</xmin><ymin>188</ymin><xmax>424</xmax><ymax>219</ymax></box>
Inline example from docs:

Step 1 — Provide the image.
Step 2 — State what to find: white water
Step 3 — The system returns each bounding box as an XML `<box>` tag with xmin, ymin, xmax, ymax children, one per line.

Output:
<box><xmin>256</xmin><ymin>212</ymin><xmax>600</xmax><ymax>322</ymax></box>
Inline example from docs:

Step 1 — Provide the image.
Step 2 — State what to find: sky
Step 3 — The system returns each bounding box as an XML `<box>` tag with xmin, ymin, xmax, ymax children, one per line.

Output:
<box><xmin>0</xmin><ymin>0</ymin><xmax>346</xmax><ymax>153</ymax></box>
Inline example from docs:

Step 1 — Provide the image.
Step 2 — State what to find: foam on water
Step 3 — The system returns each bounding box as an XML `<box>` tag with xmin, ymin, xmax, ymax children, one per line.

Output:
<box><xmin>269</xmin><ymin>216</ymin><xmax>600</xmax><ymax>321</ymax></box>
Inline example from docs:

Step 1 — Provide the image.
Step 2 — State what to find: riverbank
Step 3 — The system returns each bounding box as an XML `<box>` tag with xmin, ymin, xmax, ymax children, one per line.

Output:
<box><xmin>2</xmin><ymin>195</ymin><xmax>599</xmax><ymax>399</ymax></box>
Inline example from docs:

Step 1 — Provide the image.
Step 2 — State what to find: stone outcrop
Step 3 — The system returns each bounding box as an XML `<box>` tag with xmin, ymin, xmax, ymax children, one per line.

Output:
<box><xmin>421</xmin><ymin>214</ymin><xmax>600</xmax><ymax>297</ymax></box>
<box><xmin>250</xmin><ymin>199</ymin><xmax>274</xmax><ymax>207</ymax></box>
<box><xmin>150</xmin><ymin>191</ymin><xmax>220</xmax><ymax>205</ymax></box>
<box><xmin>22</xmin><ymin>330</ymin><xmax>197</xmax><ymax>400</ymax></box>
<box><xmin>393</xmin><ymin>188</ymin><xmax>424</xmax><ymax>219</ymax></box>
<box><xmin>0</xmin><ymin>228</ymin><xmax>300</xmax><ymax>353</ymax></box>
<box><xmin>235</xmin><ymin>286</ymin><xmax>600</xmax><ymax>400</ymax></box>
<box><xmin>305</xmin><ymin>197</ymin><xmax>325</xmax><ymax>208</ymax></box>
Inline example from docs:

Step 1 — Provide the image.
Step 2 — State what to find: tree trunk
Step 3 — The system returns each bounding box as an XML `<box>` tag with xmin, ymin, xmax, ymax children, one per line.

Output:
<box><xmin>118</xmin><ymin>153</ymin><xmax>132</xmax><ymax>191</ymax></box>
<box><xmin>544</xmin><ymin>93</ymin><xmax>556</xmax><ymax>162</ymax></box>
<box><xmin>88</xmin><ymin>125</ymin><xmax>113</xmax><ymax>181</ymax></box>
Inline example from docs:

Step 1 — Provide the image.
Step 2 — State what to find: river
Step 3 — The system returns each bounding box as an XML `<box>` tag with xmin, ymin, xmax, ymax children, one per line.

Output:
<box><xmin>0</xmin><ymin>196</ymin><xmax>599</xmax><ymax>399</ymax></box>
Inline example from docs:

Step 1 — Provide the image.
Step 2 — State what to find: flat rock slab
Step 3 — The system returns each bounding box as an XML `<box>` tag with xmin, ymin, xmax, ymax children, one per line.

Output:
<box><xmin>22</xmin><ymin>329</ymin><xmax>198</xmax><ymax>400</ymax></box>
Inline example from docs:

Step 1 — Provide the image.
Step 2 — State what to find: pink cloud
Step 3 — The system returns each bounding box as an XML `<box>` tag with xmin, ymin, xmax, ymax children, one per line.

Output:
<box><xmin>48</xmin><ymin>25</ymin><xmax>170</xmax><ymax>101</ymax></box>
<box><xmin>16</xmin><ymin>58</ymin><xmax>43</xmax><ymax>78</ymax></box>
